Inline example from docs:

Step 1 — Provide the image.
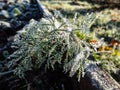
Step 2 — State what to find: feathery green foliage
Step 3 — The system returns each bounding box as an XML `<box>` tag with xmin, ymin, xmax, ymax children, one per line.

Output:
<box><xmin>8</xmin><ymin>13</ymin><xmax>96</xmax><ymax>80</ymax></box>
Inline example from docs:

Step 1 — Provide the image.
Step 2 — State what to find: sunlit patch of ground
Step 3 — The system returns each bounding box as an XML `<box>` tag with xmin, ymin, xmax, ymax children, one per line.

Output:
<box><xmin>42</xmin><ymin>1</ymin><xmax>120</xmax><ymax>83</ymax></box>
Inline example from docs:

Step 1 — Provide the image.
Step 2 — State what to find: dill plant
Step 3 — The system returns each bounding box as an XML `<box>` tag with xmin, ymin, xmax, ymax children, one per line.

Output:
<box><xmin>8</xmin><ymin>13</ymin><xmax>96</xmax><ymax>81</ymax></box>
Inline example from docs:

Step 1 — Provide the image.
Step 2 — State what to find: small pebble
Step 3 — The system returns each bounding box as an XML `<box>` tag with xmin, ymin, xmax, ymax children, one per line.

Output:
<box><xmin>0</xmin><ymin>2</ymin><xmax>5</xmax><ymax>10</ymax></box>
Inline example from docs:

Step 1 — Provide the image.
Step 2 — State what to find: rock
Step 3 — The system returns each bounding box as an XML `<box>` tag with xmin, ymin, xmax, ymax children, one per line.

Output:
<box><xmin>0</xmin><ymin>2</ymin><xmax>5</xmax><ymax>10</ymax></box>
<box><xmin>12</xmin><ymin>8</ymin><xmax>22</xmax><ymax>17</ymax></box>
<box><xmin>0</xmin><ymin>10</ymin><xmax>9</xmax><ymax>19</ymax></box>
<box><xmin>24</xmin><ymin>12</ymin><xmax>32</xmax><ymax>20</ymax></box>
<box><xmin>7</xmin><ymin>0</ymin><xmax>16</xmax><ymax>4</ymax></box>
<box><xmin>7</xmin><ymin>0</ymin><xmax>30</xmax><ymax>4</ymax></box>
<box><xmin>0</xmin><ymin>21</ymin><xmax>11</xmax><ymax>27</ymax></box>
<box><xmin>10</xmin><ymin>19</ymin><xmax>27</xmax><ymax>30</ymax></box>
<box><xmin>0</xmin><ymin>21</ymin><xmax>16</xmax><ymax>37</ymax></box>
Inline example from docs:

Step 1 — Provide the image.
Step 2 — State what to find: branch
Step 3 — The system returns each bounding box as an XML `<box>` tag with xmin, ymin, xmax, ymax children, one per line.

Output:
<box><xmin>84</xmin><ymin>63</ymin><xmax>120</xmax><ymax>90</ymax></box>
<box><xmin>36</xmin><ymin>0</ymin><xmax>52</xmax><ymax>18</ymax></box>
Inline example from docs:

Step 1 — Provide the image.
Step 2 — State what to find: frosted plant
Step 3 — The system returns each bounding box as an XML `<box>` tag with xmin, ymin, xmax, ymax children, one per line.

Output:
<box><xmin>8</xmin><ymin>13</ymin><xmax>96</xmax><ymax>80</ymax></box>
